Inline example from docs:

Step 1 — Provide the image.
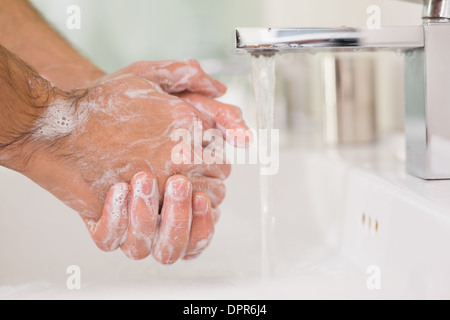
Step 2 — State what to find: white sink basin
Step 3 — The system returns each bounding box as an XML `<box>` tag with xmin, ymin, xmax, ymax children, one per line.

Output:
<box><xmin>1</xmin><ymin>134</ymin><xmax>449</xmax><ymax>299</ymax></box>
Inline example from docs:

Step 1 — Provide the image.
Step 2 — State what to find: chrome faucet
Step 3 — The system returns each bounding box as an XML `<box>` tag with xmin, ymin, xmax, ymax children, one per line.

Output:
<box><xmin>235</xmin><ymin>0</ymin><xmax>450</xmax><ymax>180</ymax></box>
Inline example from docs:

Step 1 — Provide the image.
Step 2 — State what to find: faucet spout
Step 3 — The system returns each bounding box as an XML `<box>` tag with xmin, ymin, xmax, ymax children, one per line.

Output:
<box><xmin>235</xmin><ymin>27</ymin><xmax>424</xmax><ymax>53</ymax></box>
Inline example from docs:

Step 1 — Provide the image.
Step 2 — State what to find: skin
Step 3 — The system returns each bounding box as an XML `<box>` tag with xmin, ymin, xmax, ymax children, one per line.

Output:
<box><xmin>0</xmin><ymin>0</ymin><xmax>251</xmax><ymax>264</ymax></box>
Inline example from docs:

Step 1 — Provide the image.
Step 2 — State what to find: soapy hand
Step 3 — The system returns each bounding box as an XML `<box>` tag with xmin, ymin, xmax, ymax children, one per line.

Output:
<box><xmin>27</xmin><ymin>59</ymin><xmax>250</xmax><ymax>264</ymax></box>
<box><xmin>87</xmin><ymin>59</ymin><xmax>249</xmax><ymax>263</ymax></box>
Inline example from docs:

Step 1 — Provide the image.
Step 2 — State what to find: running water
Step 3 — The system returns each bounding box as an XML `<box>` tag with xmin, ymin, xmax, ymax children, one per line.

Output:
<box><xmin>251</xmin><ymin>53</ymin><xmax>277</xmax><ymax>280</ymax></box>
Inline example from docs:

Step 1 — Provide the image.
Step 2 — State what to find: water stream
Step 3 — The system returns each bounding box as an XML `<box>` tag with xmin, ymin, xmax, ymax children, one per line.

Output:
<box><xmin>251</xmin><ymin>53</ymin><xmax>277</xmax><ymax>280</ymax></box>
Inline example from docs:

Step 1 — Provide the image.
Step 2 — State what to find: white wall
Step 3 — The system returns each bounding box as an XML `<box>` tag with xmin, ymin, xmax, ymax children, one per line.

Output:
<box><xmin>261</xmin><ymin>0</ymin><xmax>422</xmax><ymax>27</ymax></box>
<box><xmin>30</xmin><ymin>0</ymin><xmax>264</xmax><ymax>72</ymax></box>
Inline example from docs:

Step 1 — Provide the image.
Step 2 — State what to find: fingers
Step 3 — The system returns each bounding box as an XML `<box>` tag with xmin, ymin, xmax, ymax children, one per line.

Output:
<box><xmin>183</xmin><ymin>192</ymin><xmax>215</xmax><ymax>260</ymax></box>
<box><xmin>131</xmin><ymin>59</ymin><xmax>227</xmax><ymax>98</ymax></box>
<box><xmin>178</xmin><ymin>92</ymin><xmax>253</xmax><ymax>148</ymax></box>
<box><xmin>156</xmin><ymin>59</ymin><xmax>227</xmax><ymax>98</ymax></box>
<box><xmin>82</xmin><ymin>173</ymin><xmax>219</xmax><ymax>263</ymax></box>
<box><xmin>121</xmin><ymin>172</ymin><xmax>160</xmax><ymax>260</ymax></box>
<box><xmin>152</xmin><ymin>175</ymin><xmax>193</xmax><ymax>265</ymax></box>
<box><xmin>82</xmin><ymin>183</ymin><xmax>130</xmax><ymax>252</ymax></box>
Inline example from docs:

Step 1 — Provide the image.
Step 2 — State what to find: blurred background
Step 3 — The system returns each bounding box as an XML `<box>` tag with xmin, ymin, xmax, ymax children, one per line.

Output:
<box><xmin>29</xmin><ymin>0</ymin><xmax>424</xmax><ymax>145</ymax></box>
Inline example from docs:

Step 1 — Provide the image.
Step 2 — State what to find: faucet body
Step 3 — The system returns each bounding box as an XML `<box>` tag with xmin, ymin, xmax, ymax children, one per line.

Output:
<box><xmin>235</xmin><ymin>0</ymin><xmax>450</xmax><ymax>180</ymax></box>
<box><xmin>404</xmin><ymin>23</ymin><xmax>450</xmax><ymax>179</ymax></box>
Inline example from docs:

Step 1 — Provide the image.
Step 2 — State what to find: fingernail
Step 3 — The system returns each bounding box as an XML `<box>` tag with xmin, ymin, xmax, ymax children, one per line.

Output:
<box><xmin>133</xmin><ymin>173</ymin><xmax>156</xmax><ymax>198</ymax></box>
<box><xmin>193</xmin><ymin>195</ymin><xmax>208</xmax><ymax>214</ymax></box>
<box><xmin>140</xmin><ymin>177</ymin><xmax>156</xmax><ymax>197</ymax></box>
<box><xmin>167</xmin><ymin>177</ymin><xmax>191</xmax><ymax>201</ymax></box>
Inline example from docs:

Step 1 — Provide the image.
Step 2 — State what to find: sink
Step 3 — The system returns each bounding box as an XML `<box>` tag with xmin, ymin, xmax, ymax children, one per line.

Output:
<box><xmin>1</xmin><ymin>134</ymin><xmax>449</xmax><ymax>299</ymax></box>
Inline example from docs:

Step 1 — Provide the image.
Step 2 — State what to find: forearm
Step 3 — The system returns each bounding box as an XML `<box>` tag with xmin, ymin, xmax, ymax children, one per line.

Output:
<box><xmin>0</xmin><ymin>44</ymin><xmax>55</xmax><ymax>170</ymax></box>
<box><xmin>0</xmin><ymin>0</ymin><xmax>105</xmax><ymax>90</ymax></box>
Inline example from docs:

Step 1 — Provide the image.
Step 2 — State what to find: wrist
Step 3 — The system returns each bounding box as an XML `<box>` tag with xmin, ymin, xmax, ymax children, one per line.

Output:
<box><xmin>0</xmin><ymin>83</ymin><xmax>56</xmax><ymax>171</ymax></box>
<box><xmin>17</xmin><ymin>88</ymin><xmax>102</xmax><ymax>218</ymax></box>
<box><xmin>0</xmin><ymin>51</ymin><xmax>59</xmax><ymax>171</ymax></box>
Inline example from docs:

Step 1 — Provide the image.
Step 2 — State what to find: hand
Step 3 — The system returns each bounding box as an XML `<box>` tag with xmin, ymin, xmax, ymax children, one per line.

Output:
<box><xmin>83</xmin><ymin>59</ymin><xmax>249</xmax><ymax>263</ymax></box>
<box><xmin>24</xmin><ymin>60</ymin><xmax>250</xmax><ymax>264</ymax></box>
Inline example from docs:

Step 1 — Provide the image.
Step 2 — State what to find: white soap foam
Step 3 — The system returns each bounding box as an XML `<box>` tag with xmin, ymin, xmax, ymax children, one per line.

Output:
<box><xmin>32</xmin><ymin>98</ymin><xmax>90</xmax><ymax>141</ymax></box>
